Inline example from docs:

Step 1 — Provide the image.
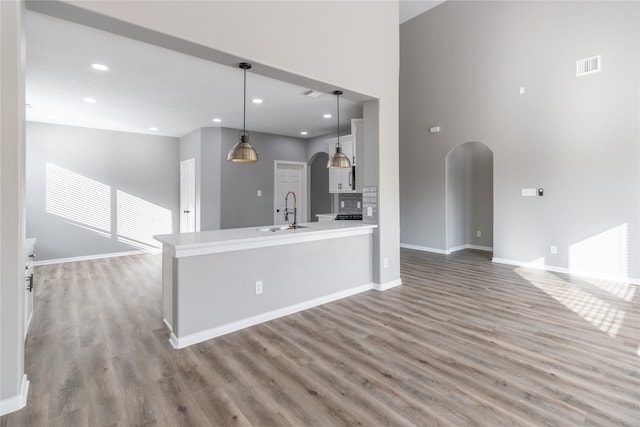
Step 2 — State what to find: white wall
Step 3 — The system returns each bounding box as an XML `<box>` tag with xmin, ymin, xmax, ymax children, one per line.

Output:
<box><xmin>400</xmin><ymin>1</ymin><xmax>639</xmax><ymax>281</ymax></box>
<box><xmin>0</xmin><ymin>0</ymin><xmax>27</xmax><ymax>412</ymax></box>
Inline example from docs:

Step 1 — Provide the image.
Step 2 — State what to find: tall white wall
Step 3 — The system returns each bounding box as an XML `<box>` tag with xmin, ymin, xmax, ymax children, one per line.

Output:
<box><xmin>0</xmin><ymin>0</ymin><xmax>27</xmax><ymax>412</ymax></box>
<box><xmin>400</xmin><ymin>1</ymin><xmax>639</xmax><ymax>281</ymax></box>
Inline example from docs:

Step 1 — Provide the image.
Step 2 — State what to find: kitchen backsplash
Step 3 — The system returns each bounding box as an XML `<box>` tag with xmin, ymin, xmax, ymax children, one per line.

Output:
<box><xmin>336</xmin><ymin>189</ymin><xmax>377</xmax><ymax>224</ymax></box>
<box><xmin>362</xmin><ymin>186</ymin><xmax>378</xmax><ymax>224</ymax></box>
<box><xmin>338</xmin><ymin>193</ymin><xmax>362</xmax><ymax>214</ymax></box>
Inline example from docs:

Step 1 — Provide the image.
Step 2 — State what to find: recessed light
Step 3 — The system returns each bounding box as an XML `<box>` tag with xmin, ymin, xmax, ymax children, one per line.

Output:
<box><xmin>212</xmin><ymin>118</ymin><xmax>222</xmax><ymax>123</ymax></box>
<box><xmin>149</xmin><ymin>127</ymin><xmax>158</xmax><ymax>131</ymax></box>
<box><xmin>252</xmin><ymin>98</ymin><xmax>263</xmax><ymax>104</ymax></box>
<box><xmin>323</xmin><ymin>114</ymin><xmax>332</xmax><ymax>118</ymax></box>
<box><xmin>300</xmin><ymin>131</ymin><xmax>308</xmax><ymax>136</ymax></box>
<box><xmin>83</xmin><ymin>97</ymin><xmax>97</xmax><ymax>103</ymax></box>
<box><xmin>91</xmin><ymin>63</ymin><xmax>109</xmax><ymax>71</ymax></box>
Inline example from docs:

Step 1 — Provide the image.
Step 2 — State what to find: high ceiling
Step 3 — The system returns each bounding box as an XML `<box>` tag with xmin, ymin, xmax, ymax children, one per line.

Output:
<box><xmin>25</xmin><ymin>2</ymin><xmax>443</xmax><ymax>139</ymax></box>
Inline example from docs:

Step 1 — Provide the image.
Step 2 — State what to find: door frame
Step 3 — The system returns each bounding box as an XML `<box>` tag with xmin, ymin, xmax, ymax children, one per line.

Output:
<box><xmin>180</xmin><ymin>158</ymin><xmax>196</xmax><ymax>232</ymax></box>
<box><xmin>274</xmin><ymin>160</ymin><xmax>308</xmax><ymax>225</ymax></box>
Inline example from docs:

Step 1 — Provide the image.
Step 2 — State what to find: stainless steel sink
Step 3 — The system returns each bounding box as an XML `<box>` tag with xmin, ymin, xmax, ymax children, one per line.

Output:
<box><xmin>257</xmin><ymin>225</ymin><xmax>308</xmax><ymax>232</ymax></box>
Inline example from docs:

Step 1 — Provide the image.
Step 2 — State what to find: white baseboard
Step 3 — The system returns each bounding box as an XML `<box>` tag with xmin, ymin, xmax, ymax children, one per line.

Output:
<box><xmin>170</xmin><ymin>283</ymin><xmax>375</xmax><ymax>349</ymax></box>
<box><xmin>400</xmin><ymin>243</ymin><xmax>447</xmax><ymax>254</ymax></box>
<box><xmin>33</xmin><ymin>249</ymin><xmax>151</xmax><ymax>266</ymax></box>
<box><xmin>0</xmin><ymin>375</ymin><xmax>29</xmax><ymax>416</ymax></box>
<box><xmin>374</xmin><ymin>278</ymin><xmax>402</xmax><ymax>291</ymax></box>
<box><xmin>24</xmin><ymin>311</ymin><xmax>33</xmax><ymax>339</ymax></box>
<box><xmin>492</xmin><ymin>257</ymin><xmax>640</xmax><ymax>286</ymax></box>
<box><xmin>163</xmin><ymin>318</ymin><xmax>173</xmax><ymax>332</ymax></box>
<box><xmin>449</xmin><ymin>244</ymin><xmax>493</xmax><ymax>253</ymax></box>
<box><xmin>401</xmin><ymin>243</ymin><xmax>493</xmax><ymax>255</ymax></box>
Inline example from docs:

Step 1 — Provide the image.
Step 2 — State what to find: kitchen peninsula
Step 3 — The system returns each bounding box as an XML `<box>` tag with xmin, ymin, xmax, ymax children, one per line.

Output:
<box><xmin>154</xmin><ymin>221</ymin><xmax>376</xmax><ymax>349</ymax></box>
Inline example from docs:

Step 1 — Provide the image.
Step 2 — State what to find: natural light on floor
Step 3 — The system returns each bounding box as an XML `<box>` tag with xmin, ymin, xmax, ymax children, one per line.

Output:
<box><xmin>517</xmin><ymin>268</ymin><xmax>627</xmax><ymax>338</ymax></box>
<box><xmin>515</xmin><ymin>224</ymin><xmax>634</xmax><ymax>339</ymax></box>
<box><xmin>45</xmin><ymin>162</ymin><xmax>172</xmax><ymax>253</ymax></box>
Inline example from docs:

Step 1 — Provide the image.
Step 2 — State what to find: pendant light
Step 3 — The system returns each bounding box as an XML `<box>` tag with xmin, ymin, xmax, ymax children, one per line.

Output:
<box><xmin>227</xmin><ymin>62</ymin><xmax>259</xmax><ymax>162</ymax></box>
<box><xmin>327</xmin><ymin>90</ymin><xmax>351</xmax><ymax>169</ymax></box>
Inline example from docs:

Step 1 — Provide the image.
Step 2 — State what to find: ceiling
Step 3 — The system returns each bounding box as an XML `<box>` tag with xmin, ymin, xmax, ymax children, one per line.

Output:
<box><xmin>25</xmin><ymin>2</ymin><xmax>443</xmax><ymax>140</ymax></box>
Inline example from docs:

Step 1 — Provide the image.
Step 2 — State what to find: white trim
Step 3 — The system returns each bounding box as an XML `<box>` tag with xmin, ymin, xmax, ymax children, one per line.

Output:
<box><xmin>374</xmin><ymin>278</ymin><xmax>402</xmax><ymax>291</ymax></box>
<box><xmin>163</xmin><ymin>317</ymin><xmax>173</xmax><ymax>332</ymax></box>
<box><xmin>492</xmin><ymin>258</ymin><xmax>640</xmax><ymax>286</ymax></box>
<box><xmin>25</xmin><ymin>310</ymin><xmax>33</xmax><ymax>338</ymax></box>
<box><xmin>0</xmin><ymin>375</ymin><xmax>29</xmax><ymax>416</ymax></box>
<box><xmin>33</xmin><ymin>250</ymin><xmax>149</xmax><ymax>266</ymax></box>
<box><xmin>169</xmin><ymin>225</ymin><xmax>376</xmax><ymax>258</ymax></box>
<box><xmin>449</xmin><ymin>244</ymin><xmax>493</xmax><ymax>254</ymax></box>
<box><xmin>170</xmin><ymin>283</ymin><xmax>374</xmax><ymax>349</ymax></box>
<box><xmin>400</xmin><ymin>243</ymin><xmax>447</xmax><ymax>254</ymax></box>
<box><xmin>401</xmin><ymin>243</ymin><xmax>493</xmax><ymax>255</ymax></box>
<box><xmin>170</xmin><ymin>333</ymin><xmax>180</xmax><ymax>349</ymax></box>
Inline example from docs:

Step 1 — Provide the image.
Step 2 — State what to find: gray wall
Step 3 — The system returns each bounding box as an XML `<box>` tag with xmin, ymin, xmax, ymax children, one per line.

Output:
<box><xmin>201</xmin><ymin>128</ymin><xmax>223</xmax><ymax>230</ymax></box>
<box><xmin>174</xmin><ymin>233</ymin><xmax>373</xmax><ymax>339</ymax></box>
<box><xmin>26</xmin><ymin>122</ymin><xmax>180</xmax><ymax>261</ymax></box>
<box><xmin>220</xmin><ymin>128</ymin><xmax>307</xmax><ymax>228</ymax></box>
<box><xmin>309</xmin><ymin>152</ymin><xmax>331</xmax><ymax>220</ymax></box>
<box><xmin>400</xmin><ymin>1</ymin><xmax>639</xmax><ymax>280</ymax></box>
<box><xmin>446</xmin><ymin>142</ymin><xmax>493</xmax><ymax>250</ymax></box>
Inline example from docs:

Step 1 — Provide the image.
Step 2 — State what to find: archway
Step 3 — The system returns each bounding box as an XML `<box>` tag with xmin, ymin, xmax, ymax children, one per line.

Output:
<box><xmin>309</xmin><ymin>152</ymin><xmax>331</xmax><ymax>221</ymax></box>
<box><xmin>445</xmin><ymin>142</ymin><xmax>493</xmax><ymax>254</ymax></box>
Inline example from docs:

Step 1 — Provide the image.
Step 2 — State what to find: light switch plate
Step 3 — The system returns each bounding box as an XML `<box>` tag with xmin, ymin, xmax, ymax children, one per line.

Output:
<box><xmin>367</xmin><ymin>207</ymin><xmax>373</xmax><ymax>217</ymax></box>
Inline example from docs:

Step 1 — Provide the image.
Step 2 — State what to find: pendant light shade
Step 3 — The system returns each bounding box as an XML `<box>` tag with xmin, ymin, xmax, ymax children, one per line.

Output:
<box><xmin>228</xmin><ymin>62</ymin><xmax>259</xmax><ymax>163</ymax></box>
<box><xmin>327</xmin><ymin>90</ymin><xmax>351</xmax><ymax>169</ymax></box>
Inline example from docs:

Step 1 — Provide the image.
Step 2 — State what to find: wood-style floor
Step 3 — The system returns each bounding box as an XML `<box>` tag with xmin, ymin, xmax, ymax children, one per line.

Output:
<box><xmin>1</xmin><ymin>249</ymin><xmax>638</xmax><ymax>426</ymax></box>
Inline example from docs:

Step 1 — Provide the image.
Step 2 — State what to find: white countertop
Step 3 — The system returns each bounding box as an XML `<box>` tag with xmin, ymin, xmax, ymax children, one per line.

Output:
<box><xmin>154</xmin><ymin>221</ymin><xmax>377</xmax><ymax>258</ymax></box>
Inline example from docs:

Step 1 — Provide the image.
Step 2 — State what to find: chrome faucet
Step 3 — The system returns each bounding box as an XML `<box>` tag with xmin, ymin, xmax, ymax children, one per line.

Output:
<box><xmin>284</xmin><ymin>191</ymin><xmax>297</xmax><ymax>229</ymax></box>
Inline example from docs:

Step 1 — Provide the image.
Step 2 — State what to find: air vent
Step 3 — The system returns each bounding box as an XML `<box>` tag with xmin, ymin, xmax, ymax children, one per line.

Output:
<box><xmin>303</xmin><ymin>89</ymin><xmax>323</xmax><ymax>98</ymax></box>
<box><xmin>576</xmin><ymin>55</ymin><xmax>601</xmax><ymax>77</ymax></box>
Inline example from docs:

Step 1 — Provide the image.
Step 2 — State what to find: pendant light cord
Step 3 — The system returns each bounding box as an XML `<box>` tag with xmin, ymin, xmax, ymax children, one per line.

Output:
<box><xmin>336</xmin><ymin>92</ymin><xmax>340</xmax><ymax>149</ymax></box>
<box><xmin>243</xmin><ymin>66</ymin><xmax>247</xmax><ymax>134</ymax></box>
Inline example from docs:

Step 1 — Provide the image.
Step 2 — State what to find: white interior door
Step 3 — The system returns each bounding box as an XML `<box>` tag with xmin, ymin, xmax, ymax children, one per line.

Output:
<box><xmin>274</xmin><ymin>161</ymin><xmax>307</xmax><ymax>225</ymax></box>
<box><xmin>180</xmin><ymin>158</ymin><xmax>196</xmax><ymax>232</ymax></box>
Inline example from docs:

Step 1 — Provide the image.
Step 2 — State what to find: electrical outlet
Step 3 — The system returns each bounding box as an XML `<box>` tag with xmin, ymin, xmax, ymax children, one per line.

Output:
<box><xmin>357</xmin><ymin>201</ymin><xmax>361</xmax><ymax>209</ymax></box>
<box><xmin>383</xmin><ymin>258</ymin><xmax>389</xmax><ymax>268</ymax></box>
<box><xmin>257</xmin><ymin>190</ymin><xmax>262</xmax><ymax>197</ymax></box>
<box><xmin>476</xmin><ymin>230</ymin><xmax>481</xmax><ymax>237</ymax></box>
<box><xmin>255</xmin><ymin>281</ymin><xmax>263</xmax><ymax>295</ymax></box>
<box><xmin>341</xmin><ymin>201</ymin><xmax>345</xmax><ymax>208</ymax></box>
<box><xmin>550</xmin><ymin>246</ymin><xmax>557</xmax><ymax>254</ymax></box>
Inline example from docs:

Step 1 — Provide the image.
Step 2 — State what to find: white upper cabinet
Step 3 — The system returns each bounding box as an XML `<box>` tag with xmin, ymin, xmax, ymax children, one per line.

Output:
<box><xmin>327</xmin><ymin>119</ymin><xmax>364</xmax><ymax>193</ymax></box>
